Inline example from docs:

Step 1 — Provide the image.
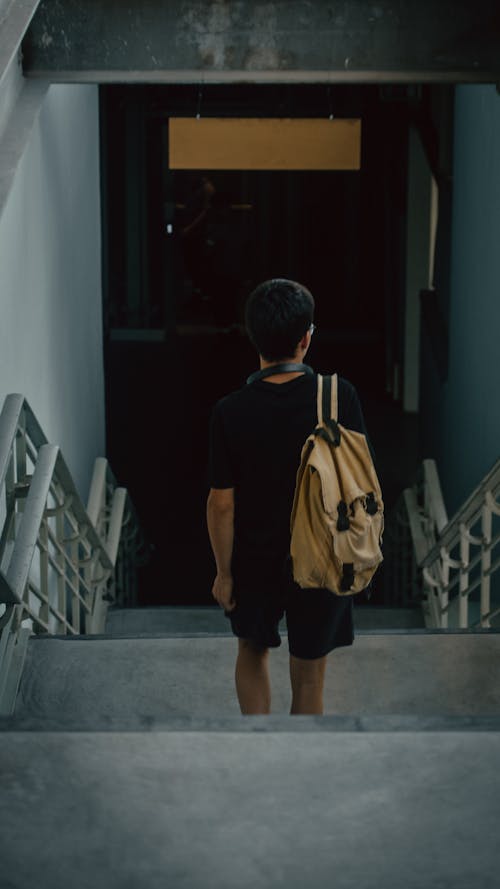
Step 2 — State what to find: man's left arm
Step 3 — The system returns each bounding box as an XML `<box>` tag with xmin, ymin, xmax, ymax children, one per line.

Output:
<box><xmin>207</xmin><ymin>487</ymin><xmax>236</xmax><ymax>612</ymax></box>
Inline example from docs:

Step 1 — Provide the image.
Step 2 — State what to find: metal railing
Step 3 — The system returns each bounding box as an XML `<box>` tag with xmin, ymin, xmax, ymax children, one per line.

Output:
<box><xmin>404</xmin><ymin>458</ymin><xmax>500</xmax><ymax>628</ymax></box>
<box><xmin>0</xmin><ymin>393</ymin><xmax>145</xmax><ymax>712</ymax></box>
<box><xmin>86</xmin><ymin>457</ymin><xmax>145</xmax><ymax>608</ymax></box>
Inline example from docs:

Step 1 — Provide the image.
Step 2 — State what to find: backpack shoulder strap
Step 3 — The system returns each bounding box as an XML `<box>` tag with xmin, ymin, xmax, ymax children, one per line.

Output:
<box><xmin>316</xmin><ymin>373</ymin><xmax>338</xmax><ymax>425</ymax></box>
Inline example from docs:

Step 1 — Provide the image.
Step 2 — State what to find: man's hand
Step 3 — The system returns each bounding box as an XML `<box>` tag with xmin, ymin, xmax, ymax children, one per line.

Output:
<box><xmin>211</xmin><ymin>574</ymin><xmax>236</xmax><ymax>612</ymax></box>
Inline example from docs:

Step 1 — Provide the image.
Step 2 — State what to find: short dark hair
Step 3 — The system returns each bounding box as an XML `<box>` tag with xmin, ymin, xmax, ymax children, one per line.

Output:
<box><xmin>245</xmin><ymin>279</ymin><xmax>315</xmax><ymax>361</ymax></box>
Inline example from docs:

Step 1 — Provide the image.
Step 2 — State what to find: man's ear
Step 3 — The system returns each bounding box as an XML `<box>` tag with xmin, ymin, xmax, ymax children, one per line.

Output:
<box><xmin>298</xmin><ymin>331</ymin><xmax>311</xmax><ymax>351</ymax></box>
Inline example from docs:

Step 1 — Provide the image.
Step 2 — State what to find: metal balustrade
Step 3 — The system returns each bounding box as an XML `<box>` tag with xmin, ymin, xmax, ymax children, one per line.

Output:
<box><xmin>0</xmin><ymin>393</ymin><xmax>145</xmax><ymax>713</ymax></box>
<box><xmin>404</xmin><ymin>458</ymin><xmax>500</xmax><ymax>628</ymax></box>
<box><xmin>86</xmin><ymin>456</ymin><xmax>145</xmax><ymax>609</ymax></box>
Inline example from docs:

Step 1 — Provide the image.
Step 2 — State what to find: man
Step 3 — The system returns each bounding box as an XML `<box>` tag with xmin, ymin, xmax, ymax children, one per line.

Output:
<box><xmin>207</xmin><ymin>278</ymin><xmax>370</xmax><ymax>715</ymax></box>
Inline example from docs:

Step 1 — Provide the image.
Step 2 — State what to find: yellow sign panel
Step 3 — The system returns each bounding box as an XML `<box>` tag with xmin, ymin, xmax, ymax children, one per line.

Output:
<box><xmin>169</xmin><ymin>118</ymin><xmax>361</xmax><ymax>171</ymax></box>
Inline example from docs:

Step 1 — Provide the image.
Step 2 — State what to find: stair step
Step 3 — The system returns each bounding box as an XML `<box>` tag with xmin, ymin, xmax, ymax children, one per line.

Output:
<box><xmin>13</xmin><ymin>633</ymin><xmax>500</xmax><ymax>725</ymax></box>
<box><xmin>1</xmin><ymin>729</ymin><xmax>499</xmax><ymax>889</ymax></box>
<box><xmin>2</xmin><ymin>712</ymin><xmax>500</xmax><ymax>733</ymax></box>
<box><xmin>104</xmin><ymin>605</ymin><xmax>426</xmax><ymax>636</ymax></box>
<box><xmin>105</xmin><ymin>605</ymin><xmax>230</xmax><ymax>635</ymax></box>
<box><xmin>355</xmin><ymin>606</ymin><xmax>426</xmax><ymax>628</ymax></box>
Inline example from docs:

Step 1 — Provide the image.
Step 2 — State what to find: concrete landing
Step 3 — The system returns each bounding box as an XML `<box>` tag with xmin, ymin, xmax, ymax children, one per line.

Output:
<box><xmin>105</xmin><ymin>605</ymin><xmax>426</xmax><ymax>635</ymax></box>
<box><xmin>1</xmin><ymin>730</ymin><xmax>499</xmax><ymax>889</ymax></box>
<box><xmin>106</xmin><ymin>605</ymin><xmax>230</xmax><ymax>635</ymax></box>
<box><xmin>14</xmin><ymin>633</ymin><xmax>500</xmax><ymax>724</ymax></box>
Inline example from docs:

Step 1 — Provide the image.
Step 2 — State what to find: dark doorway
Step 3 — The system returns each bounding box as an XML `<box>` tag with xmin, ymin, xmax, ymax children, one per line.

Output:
<box><xmin>101</xmin><ymin>84</ymin><xmax>433</xmax><ymax>605</ymax></box>
<box><xmin>172</xmin><ymin>167</ymin><xmax>364</xmax><ymax>333</ymax></box>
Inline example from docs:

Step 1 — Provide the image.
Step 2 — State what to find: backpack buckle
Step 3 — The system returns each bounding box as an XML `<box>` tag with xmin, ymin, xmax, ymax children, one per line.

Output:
<box><xmin>340</xmin><ymin>563</ymin><xmax>354</xmax><ymax>592</ymax></box>
<box><xmin>337</xmin><ymin>501</ymin><xmax>350</xmax><ymax>531</ymax></box>
<box><xmin>315</xmin><ymin>419</ymin><xmax>341</xmax><ymax>447</ymax></box>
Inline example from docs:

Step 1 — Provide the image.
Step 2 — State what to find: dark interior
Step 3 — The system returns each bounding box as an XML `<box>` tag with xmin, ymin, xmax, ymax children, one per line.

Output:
<box><xmin>100</xmin><ymin>83</ymin><xmax>445</xmax><ymax>605</ymax></box>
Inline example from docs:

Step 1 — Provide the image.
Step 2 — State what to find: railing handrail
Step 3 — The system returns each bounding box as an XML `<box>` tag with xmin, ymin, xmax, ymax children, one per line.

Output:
<box><xmin>50</xmin><ymin>449</ymin><xmax>113</xmax><ymax>571</ymax></box>
<box><xmin>86</xmin><ymin>455</ymin><xmax>134</xmax><ymax>564</ymax></box>
<box><xmin>418</xmin><ymin>458</ymin><xmax>500</xmax><ymax>569</ymax></box>
<box><xmin>3</xmin><ymin>444</ymin><xmax>59</xmax><ymax>604</ymax></box>
<box><xmin>0</xmin><ymin>395</ymin><xmax>34</xmax><ymax>491</ymax></box>
<box><xmin>86</xmin><ymin>456</ymin><xmax>108</xmax><ymax>528</ymax></box>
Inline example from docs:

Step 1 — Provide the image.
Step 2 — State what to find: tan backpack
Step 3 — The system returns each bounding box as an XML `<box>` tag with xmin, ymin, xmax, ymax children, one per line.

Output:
<box><xmin>290</xmin><ymin>374</ymin><xmax>384</xmax><ymax>595</ymax></box>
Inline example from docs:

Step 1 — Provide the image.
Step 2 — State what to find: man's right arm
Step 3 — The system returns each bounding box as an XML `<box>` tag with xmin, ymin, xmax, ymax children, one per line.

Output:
<box><xmin>207</xmin><ymin>400</ymin><xmax>236</xmax><ymax>611</ymax></box>
<box><xmin>207</xmin><ymin>487</ymin><xmax>235</xmax><ymax>612</ymax></box>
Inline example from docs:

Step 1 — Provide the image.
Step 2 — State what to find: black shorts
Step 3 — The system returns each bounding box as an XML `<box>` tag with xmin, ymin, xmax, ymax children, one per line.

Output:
<box><xmin>226</xmin><ymin>556</ymin><xmax>354</xmax><ymax>660</ymax></box>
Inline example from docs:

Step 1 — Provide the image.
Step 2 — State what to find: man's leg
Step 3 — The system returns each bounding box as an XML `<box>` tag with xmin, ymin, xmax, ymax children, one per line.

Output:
<box><xmin>235</xmin><ymin>638</ymin><xmax>271</xmax><ymax>715</ymax></box>
<box><xmin>289</xmin><ymin>654</ymin><xmax>328</xmax><ymax>715</ymax></box>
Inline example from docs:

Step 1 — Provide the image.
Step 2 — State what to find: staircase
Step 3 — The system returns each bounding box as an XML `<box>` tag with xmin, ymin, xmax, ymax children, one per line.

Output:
<box><xmin>0</xmin><ymin>394</ymin><xmax>499</xmax><ymax>887</ymax></box>
<box><xmin>1</xmin><ymin>604</ymin><xmax>500</xmax><ymax>888</ymax></box>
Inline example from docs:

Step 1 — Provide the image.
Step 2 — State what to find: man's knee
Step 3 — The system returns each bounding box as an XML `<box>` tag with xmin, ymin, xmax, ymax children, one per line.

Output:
<box><xmin>290</xmin><ymin>654</ymin><xmax>327</xmax><ymax>687</ymax></box>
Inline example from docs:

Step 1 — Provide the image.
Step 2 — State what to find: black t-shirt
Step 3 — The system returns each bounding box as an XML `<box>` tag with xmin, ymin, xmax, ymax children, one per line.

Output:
<box><xmin>208</xmin><ymin>372</ymin><xmax>369</xmax><ymax>570</ymax></box>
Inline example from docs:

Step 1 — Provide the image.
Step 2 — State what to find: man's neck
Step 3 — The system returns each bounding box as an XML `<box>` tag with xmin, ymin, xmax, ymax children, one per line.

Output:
<box><xmin>259</xmin><ymin>355</ymin><xmax>306</xmax><ymax>384</ymax></box>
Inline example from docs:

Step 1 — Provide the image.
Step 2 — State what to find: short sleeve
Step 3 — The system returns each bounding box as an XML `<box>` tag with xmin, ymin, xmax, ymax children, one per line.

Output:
<box><xmin>208</xmin><ymin>400</ymin><xmax>235</xmax><ymax>489</ymax></box>
<box><xmin>339</xmin><ymin>379</ymin><xmax>376</xmax><ymax>462</ymax></box>
<box><xmin>339</xmin><ymin>380</ymin><xmax>367</xmax><ymax>435</ymax></box>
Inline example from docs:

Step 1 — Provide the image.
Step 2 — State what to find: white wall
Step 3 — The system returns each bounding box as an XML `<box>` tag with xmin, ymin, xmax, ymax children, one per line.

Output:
<box><xmin>0</xmin><ymin>83</ymin><xmax>104</xmax><ymax>500</ymax></box>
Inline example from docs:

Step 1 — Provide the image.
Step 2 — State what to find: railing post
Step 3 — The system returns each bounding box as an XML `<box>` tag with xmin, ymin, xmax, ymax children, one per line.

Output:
<box><xmin>0</xmin><ymin>603</ymin><xmax>28</xmax><ymax>715</ymax></box>
<box><xmin>107</xmin><ymin>488</ymin><xmax>127</xmax><ymax>565</ymax></box>
<box><xmin>439</xmin><ymin>547</ymin><xmax>449</xmax><ymax>629</ymax></box>
<box><xmin>55</xmin><ymin>506</ymin><xmax>67</xmax><ymax>634</ymax></box>
<box><xmin>70</xmin><ymin>533</ymin><xmax>81</xmax><ymax>635</ymax></box>
<box><xmin>38</xmin><ymin>516</ymin><xmax>49</xmax><ymax>632</ymax></box>
<box><xmin>423</xmin><ymin>459</ymin><xmax>448</xmax><ymax>533</ymax></box>
<box><xmin>82</xmin><ymin>536</ymin><xmax>94</xmax><ymax>635</ymax></box>
<box><xmin>481</xmin><ymin>499</ymin><xmax>492</xmax><ymax>629</ymax></box>
<box><xmin>458</xmin><ymin>523</ymin><xmax>470</xmax><ymax>628</ymax></box>
<box><xmin>87</xmin><ymin>457</ymin><xmax>108</xmax><ymax>532</ymax></box>
<box><xmin>15</xmin><ymin>409</ymin><xmax>28</xmax><ymax>518</ymax></box>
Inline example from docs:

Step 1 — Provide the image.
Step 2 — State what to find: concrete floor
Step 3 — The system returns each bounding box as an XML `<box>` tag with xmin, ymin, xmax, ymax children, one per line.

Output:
<box><xmin>1</xmin><ymin>729</ymin><xmax>499</xmax><ymax>889</ymax></box>
<box><xmin>12</xmin><ymin>632</ymin><xmax>500</xmax><ymax>726</ymax></box>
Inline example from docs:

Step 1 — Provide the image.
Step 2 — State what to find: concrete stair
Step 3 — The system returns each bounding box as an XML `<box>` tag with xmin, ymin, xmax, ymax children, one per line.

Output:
<box><xmin>104</xmin><ymin>603</ymin><xmax>427</xmax><ymax>635</ymax></box>
<box><xmin>9</xmin><ymin>626</ymin><xmax>500</xmax><ymax>727</ymax></box>
<box><xmin>1</xmin><ymin>606</ymin><xmax>500</xmax><ymax>889</ymax></box>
